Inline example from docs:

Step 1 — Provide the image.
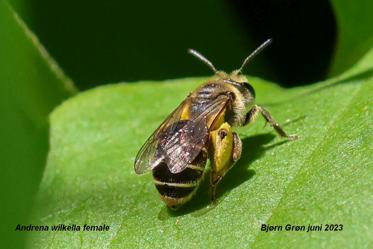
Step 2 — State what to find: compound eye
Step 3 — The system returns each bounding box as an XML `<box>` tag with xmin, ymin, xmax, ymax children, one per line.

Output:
<box><xmin>243</xmin><ymin>82</ymin><xmax>256</xmax><ymax>98</ymax></box>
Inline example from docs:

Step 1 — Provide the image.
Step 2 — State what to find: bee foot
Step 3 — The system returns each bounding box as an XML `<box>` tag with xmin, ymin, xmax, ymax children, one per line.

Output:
<box><xmin>287</xmin><ymin>134</ymin><xmax>299</xmax><ymax>141</ymax></box>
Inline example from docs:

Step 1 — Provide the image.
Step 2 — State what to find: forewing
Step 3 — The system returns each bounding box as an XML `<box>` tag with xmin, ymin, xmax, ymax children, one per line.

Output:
<box><xmin>133</xmin><ymin>98</ymin><xmax>189</xmax><ymax>174</ymax></box>
<box><xmin>162</xmin><ymin>119</ymin><xmax>209</xmax><ymax>174</ymax></box>
<box><xmin>134</xmin><ymin>93</ymin><xmax>231</xmax><ymax>175</ymax></box>
<box><xmin>165</xmin><ymin>94</ymin><xmax>231</xmax><ymax>173</ymax></box>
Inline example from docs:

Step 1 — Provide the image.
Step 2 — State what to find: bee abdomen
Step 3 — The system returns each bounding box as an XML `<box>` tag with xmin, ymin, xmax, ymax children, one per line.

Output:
<box><xmin>152</xmin><ymin>163</ymin><xmax>203</xmax><ymax>183</ymax></box>
<box><xmin>152</xmin><ymin>152</ymin><xmax>206</xmax><ymax>205</ymax></box>
<box><xmin>152</xmin><ymin>163</ymin><xmax>203</xmax><ymax>198</ymax></box>
<box><xmin>154</xmin><ymin>182</ymin><xmax>197</xmax><ymax>199</ymax></box>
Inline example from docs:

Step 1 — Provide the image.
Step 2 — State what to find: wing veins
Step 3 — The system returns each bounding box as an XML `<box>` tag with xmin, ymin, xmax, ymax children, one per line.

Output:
<box><xmin>134</xmin><ymin>92</ymin><xmax>232</xmax><ymax>174</ymax></box>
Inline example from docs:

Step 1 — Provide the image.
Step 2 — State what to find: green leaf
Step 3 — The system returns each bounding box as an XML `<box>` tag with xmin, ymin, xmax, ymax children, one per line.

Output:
<box><xmin>28</xmin><ymin>48</ymin><xmax>372</xmax><ymax>248</ymax></box>
<box><xmin>0</xmin><ymin>2</ymin><xmax>75</xmax><ymax>248</ymax></box>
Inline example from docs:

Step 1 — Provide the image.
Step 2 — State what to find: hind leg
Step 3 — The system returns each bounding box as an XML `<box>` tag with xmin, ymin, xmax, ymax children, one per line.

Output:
<box><xmin>209</xmin><ymin>122</ymin><xmax>242</xmax><ymax>202</ymax></box>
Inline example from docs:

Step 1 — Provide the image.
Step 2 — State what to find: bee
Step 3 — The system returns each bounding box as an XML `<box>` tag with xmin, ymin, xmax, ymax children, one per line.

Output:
<box><xmin>134</xmin><ymin>39</ymin><xmax>297</xmax><ymax>210</ymax></box>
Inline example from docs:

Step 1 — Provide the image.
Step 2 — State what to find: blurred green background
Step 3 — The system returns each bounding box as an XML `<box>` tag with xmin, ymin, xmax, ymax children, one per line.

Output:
<box><xmin>7</xmin><ymin>0</ymin><xmax>343</xmax><ymax>89</ymax></box>
<box><xmin>0</xmin><ymin>0</ymin><xmax>372</xmax><ymax>248</ymax></box>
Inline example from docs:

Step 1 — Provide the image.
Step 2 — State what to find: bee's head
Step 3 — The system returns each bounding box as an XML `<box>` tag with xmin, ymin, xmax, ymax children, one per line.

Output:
<box><xmin>227</xmin><ymin>70</ymin><xmax>256</xmax><ymax>104</ymax></box>
<box><xmin>223</xmin><ymin>78</ymin><xmax>256</xmax><ymax>126</ymax></box>
<box><xmin>227</xmin><ymin>70</ymin><xmax>255</xmax><ymax>94</ymax></box>
<box><xmin>189</xmin><ymin>39</ymin><xmax>272</xmax><ymax>125</ymax></box>
<box><xmin>226</xmin><ymin>38</ymin><xmax>272</xmax><ymax>124</ymax></box>
<box><xmin>188</xmin><ymin>39</ymin><xmax>271</xmax><ymax>94</ymax></box>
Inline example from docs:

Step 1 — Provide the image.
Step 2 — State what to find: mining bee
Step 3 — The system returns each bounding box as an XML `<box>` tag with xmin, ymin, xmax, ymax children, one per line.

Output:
<box><xmin>134</xmin><ymin>39</ymin><xmax>297</xmax><ymax>210</ymax></box>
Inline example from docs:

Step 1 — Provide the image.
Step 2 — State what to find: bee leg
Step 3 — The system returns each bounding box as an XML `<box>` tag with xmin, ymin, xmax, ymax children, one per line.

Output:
<box><xmin>245</xmin><ymin>105</ymin><xmax>298</xmax><ymax>140</ymax></box>
<box><xmin>232</xmin><ymin>132</ymin><xmax>242</xmax><ymax>162</ymax></box>
<box><xmin>209</xmin><ymin>122</ymin><xmax>242</xmax><ymax>202</ymax></box>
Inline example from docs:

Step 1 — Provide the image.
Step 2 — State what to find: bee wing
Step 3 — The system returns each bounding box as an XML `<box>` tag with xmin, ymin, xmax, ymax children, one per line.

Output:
<box><xmin>134</xmin><ymin>93</ymin><xmax>231</xmax><ymax>174</ymax></box>
<box><xmin>134</xmin><ymin>98</ymin><xmax>190</xmax><ymax>174</ymax></box>
<box><xmin>166</xmin><ymin>94</ymin><xmax>231</xmax><ymax>174</ymax></box>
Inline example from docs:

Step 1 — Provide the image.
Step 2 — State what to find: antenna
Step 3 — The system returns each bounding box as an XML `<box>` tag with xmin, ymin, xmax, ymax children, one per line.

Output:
<box><xmin>237</xmin><ymin>38</ymin><xmax>273</xmax><ymax>73</ymax></box>
<box><xmin>188</xmin><ymin>49</ymin><xmax>217</xmax><ymax>73</ymax></box>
